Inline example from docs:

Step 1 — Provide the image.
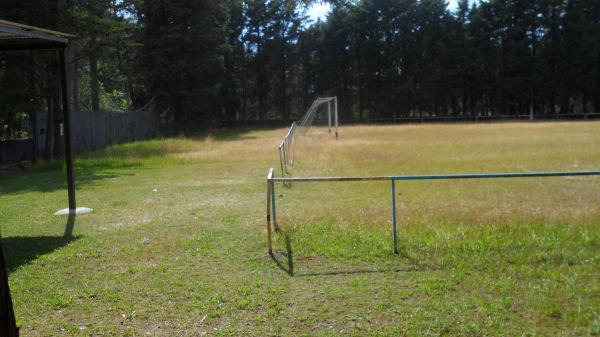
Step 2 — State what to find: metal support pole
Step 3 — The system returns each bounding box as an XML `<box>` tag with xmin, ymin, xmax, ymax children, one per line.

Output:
<box><xmin>267</xmin><ymin>169</ymin><xmax>273</xmax><ymax>254</ymax></box>
<box><xmin>279</xmin><ymin>145</ymin><xmax>285</xmax><ymax>177</ymax></box>
<box><xmin>282</xmin><ymin>143</ymin><xmax>288</xmax><ymax>174</ymax></box>
<box><xmin>285</xmin><ymin>138</ymin><xmax>292</xmax><ymax>187</ymax></box>
<box><xmin>271</xmin><ymin>171</ymin><xmax>279</xmax><ymax>231</ymax></box>
<box><xmin>286</xmin><ymin>139</ymin><xmax>291</xmax><ymax>166</ymax></box>
<box><xmin>59</xmin><ymin>48</ymin><xmax>76</xmax><ymax>211</ymax></box>
<box><xmin>284</xmin><ymin>138</ymin><xmax>288</xmax><ymax>164</ymax></box>
<box><xmin>391</xmin><ymin>179</ymin><xmax>398</xmax><ymax>255</ymax></box>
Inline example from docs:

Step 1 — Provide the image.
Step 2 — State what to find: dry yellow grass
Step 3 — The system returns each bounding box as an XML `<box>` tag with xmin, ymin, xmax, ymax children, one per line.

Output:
<box><xmin>1</xmin><ymin>121</ymin><xmax>599</xmax><ymax>336</ymax></box>
<box><xmin>278</xmin><ymin>121</ymin><xmax>600</xmax><ymax>233</ymax></box>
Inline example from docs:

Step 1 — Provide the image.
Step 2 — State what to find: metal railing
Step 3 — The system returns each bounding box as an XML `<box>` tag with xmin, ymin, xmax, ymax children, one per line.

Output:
<box><xmin>266</xmin><ymin>169</ymin><xmax>600</xmax><ymax>255</ymax></box>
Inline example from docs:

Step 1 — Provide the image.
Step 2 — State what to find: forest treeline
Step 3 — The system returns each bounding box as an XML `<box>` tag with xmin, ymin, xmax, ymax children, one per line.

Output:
<box><xmin>1</xmin><ymin>0</ymin><xmax>599</xmax><ymax>140</ymax></box>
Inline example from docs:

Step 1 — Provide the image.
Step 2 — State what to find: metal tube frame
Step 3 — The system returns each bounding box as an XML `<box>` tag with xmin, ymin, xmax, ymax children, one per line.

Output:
<box><xmin>267</xmin><ymin>169</ymin><xmax>600</xmax><ymax>255</ymax></box>
<box><xmin>267</xmin><ymin>169</ymin><xmax>280</xmax><ymax>253</ymax></box>
<box><xmin>267</xmin><ymin>169</ymin><xmax>273</xmax><ymax>254</ymax></box>
<box><xmin>391</xmin><ymin>179</ymin><xmax>398</xmax><ymax>254</ymax></box>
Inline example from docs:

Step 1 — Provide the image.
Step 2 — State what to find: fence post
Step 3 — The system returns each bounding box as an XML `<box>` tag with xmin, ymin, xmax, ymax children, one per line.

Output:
<box><xmin>391</xmin><ymin>178</ymin><xmax>398</xmax><ymax>255</ymax></box>
<box><xmin>271</xmin><ymin>171</ymin><xmax>279</xmax><ymax>231</ymax></box>
<box><xmin>267</xmin><ymin>168</ymin><xmax>273</xmax><ymax>254</ymax></box>
<box><xmin>279</xmin><ymin>144</ymin><xmax>285</xmax><ymax>177</ymax></box>
<box><xmin>282</xmin><ymin>142</ymin><xmax>288</xmax><ymax>174</ymax></box>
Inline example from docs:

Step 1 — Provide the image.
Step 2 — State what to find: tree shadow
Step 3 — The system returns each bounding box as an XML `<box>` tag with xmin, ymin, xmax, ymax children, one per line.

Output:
<box><xmin>1</xmin><ymin>215</ymin><xmax>80</xmax><ymax>274</ymax></box>
<box><xmin>270</xmin><ymin>231</ymin><xmax>439</xmax><ymax>277</ymax></box>
<box><xmin>0</xmin><ymin>127</ymin><xmax>266</xmax><ymax>195</ymax></box>
<box><xmin>0</xmin><ymin>161</ymin><xmax>138</xmax><ymax>195</ymax></box>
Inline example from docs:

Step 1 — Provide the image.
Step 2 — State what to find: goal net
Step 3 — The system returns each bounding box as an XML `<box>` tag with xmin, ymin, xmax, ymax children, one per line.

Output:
<box><xmin>278</xmin><ymin>96</ymin><xmax>338</xmax><ymax>178</ymax></box>
<box><xmin>296</xmin><ymin>96</ymin><xmax>339</xmax><ymax>140</ymax></box>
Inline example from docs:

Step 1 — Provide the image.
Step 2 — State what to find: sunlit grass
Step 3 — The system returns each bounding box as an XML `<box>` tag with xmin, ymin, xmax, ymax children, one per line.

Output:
<box><xmin>0</xmin><ymin>121</ymin><xmax>599</xmax><ymax>336</ymax></box>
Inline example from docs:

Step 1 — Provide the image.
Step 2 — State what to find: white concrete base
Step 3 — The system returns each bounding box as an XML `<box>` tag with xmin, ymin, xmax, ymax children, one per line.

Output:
<box><xmin>54</xmin><ymin>207</ymin><xmax>93</xmax><ymax>216</ymax></box>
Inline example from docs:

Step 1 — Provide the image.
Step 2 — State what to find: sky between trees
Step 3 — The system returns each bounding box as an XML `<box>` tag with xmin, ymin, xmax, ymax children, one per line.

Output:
<box><xmin>1</xmin><ymin>0</ymin><xmax>599</xmax><ymax>145</ymax></box>
<box><xmin>309</xmin><ymin>0</ymin><xmax>463</xmax><ymax>21</ymax></box>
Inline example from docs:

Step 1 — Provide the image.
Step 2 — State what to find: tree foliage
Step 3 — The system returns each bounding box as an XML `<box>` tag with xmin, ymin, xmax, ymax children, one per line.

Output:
<box><xmin>1</xmin><ymin>0</ymin><xmax>599</xmax><ymax>139</ymax></box>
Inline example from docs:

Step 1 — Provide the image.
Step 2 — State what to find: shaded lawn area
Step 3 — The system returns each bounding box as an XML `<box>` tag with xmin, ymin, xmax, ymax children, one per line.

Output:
<box><xmin>0</xmin><ymin>123</ymin><xmax>599</xmax><ymax>336</ymax></box>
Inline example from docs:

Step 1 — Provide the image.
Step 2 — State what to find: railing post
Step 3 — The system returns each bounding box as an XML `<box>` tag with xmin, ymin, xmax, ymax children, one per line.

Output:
<box><xmin>282</xmin><ymin>142</ymin><xmax>288</xmax><ymax>174</ymax></box>
<box><xmin>285</xmin><ymin>138</ymin><xmax>289</xmax><ymax>165</ymax></box>
<box><xmin>271</xmin><ymin>171</ymin><xmax>279</xmax><ymax>231</ymax></box>
<box><xmin>279</xmin><ymin>144</ymin><xmax>285</xmax><ymax>177</ymax></box>
<box><xmin>286</xmin><ymin>139</ymin><xmax>290</xmax><ymax>167</ymax></box>
<box><xmin>267</xmin><ymin>168</ymin><xmax>274</xmax><ymax>254</ymax></box>
<box><xmin>391</xmin><ymin>178</ymin><xmax>398</xmax><ymax>255</ymax></box>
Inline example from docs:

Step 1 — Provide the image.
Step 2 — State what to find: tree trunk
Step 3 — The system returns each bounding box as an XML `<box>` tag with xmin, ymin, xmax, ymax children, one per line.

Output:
<box><xmin>53</xmin><ymin>92</ymin><xmax>64</xmax><ymax>159</ymax></box>
<box><xmin>280</xmin><ymin>40</ymin><xmax>287</xmax><ymax>122</ymax></box>
<box><xmin>71</xmin><ymin>46</ymin><xmax>80</xmax><ymax>113</ymax></box>
<box><xmin>29</xmin><ymin>66</ymin><xmax>37</xmax><ymax>163</ymax></box>
<box><xmin>560</xmin><ymin>95</ymin><xmax>569</xmax><ymax>115</ymax></box>
<box><xmin>242</xmin><ymin>49</ymin><xmax>247</xmax><ymax>121</ymax></box>
<box><xmin>89</xmin><ymin>33</ymin><xmax>100</xmax><ymax>111</ymax></box>
<box><xmin>31</xmin><ymin>110</ymin><xmax>37</xmax><ymax>163</ymax></box>
<box><xmin>44</xmin><ymin>93</ymin><xmax>55</xmax><ymax>161</ymax></box>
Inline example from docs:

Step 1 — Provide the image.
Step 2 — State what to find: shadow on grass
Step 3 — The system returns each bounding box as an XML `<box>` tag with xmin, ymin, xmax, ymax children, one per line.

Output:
<box><xmin>1</xmin><ymin>215</ymin><xmax>80</xmax><ymax>274</ymax></box>
<box><xmin>270</xmin><ymin>231</ymin><xmax>436</xmax><ymax>277</ymax></box>
<box><xmin>0</xmin><ymin>160</ymin><xmax>138</xmax><ymax>195</ymax></box>
<box><xmin>270</xmin><ymin>232</ymin><xmax>295</xmax><ymax>276</ymax></box>
<box><xmin>0</xmin><ymin>127</ymin><xmax>265</xmax><ymax>195</ymax></box>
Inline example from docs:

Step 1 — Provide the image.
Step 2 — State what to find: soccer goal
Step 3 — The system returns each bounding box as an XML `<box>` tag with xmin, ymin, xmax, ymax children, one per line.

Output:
<box><xmin>296</xmin><ymin>96</ymin><xmax>339</xmax><ymax>140</ymax></box>
<box><xmin>278</xmin><ymin>96</ymin><xmax>339</xmax><ymax>178</ymax></box>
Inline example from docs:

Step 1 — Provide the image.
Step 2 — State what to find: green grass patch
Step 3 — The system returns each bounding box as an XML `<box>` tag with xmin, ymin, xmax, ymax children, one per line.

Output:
<box><xmin>1</xmin><ymin>123</ymin><xmax>599</xmax><ymax>336</ymax></box>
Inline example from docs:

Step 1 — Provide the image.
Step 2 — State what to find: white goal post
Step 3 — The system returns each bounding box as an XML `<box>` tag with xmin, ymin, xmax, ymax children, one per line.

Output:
<box><xmin>297</xmin><ymin>96</ymin><xmax>339</xmax><ymax>140</ymax></box>
<box><xmin>278</xmin><ymin>96</ymin><xmax>339</xmax><ymax>178</ymax></box>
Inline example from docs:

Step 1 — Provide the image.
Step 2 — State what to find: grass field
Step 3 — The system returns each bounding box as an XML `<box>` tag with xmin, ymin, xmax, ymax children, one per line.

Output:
<box><xmin>1</xmin><ymin>122</ymin><xmax>599</xmax><ymax>336</ymax></box>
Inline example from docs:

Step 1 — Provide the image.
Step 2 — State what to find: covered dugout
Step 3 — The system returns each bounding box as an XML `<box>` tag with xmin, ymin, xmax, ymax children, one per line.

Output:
<box><xmin>0</xmin><ymin>19</ymin><xmax>83</xmax><ymax>336</ymax></box>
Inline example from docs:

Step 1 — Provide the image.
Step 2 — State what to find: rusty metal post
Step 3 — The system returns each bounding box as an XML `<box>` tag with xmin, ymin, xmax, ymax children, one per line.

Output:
<box><xmin>282</xmin><ymin>142</ymin><xmax>288</xmax><ymax>174</ymax></box>
<box><xmin>271</xmin><ymin>171</ymin><xmax>279</xmax><ymax>231</ymax></box>
<box><xmin>391</xmin><ymin>178</ymin><xmax>398</xmax><ymax>255</ymax></box>
<box><xmin>279</xmin><ymin>144</ymin><xmax>285</xmax><ymax>177</ymax></box>
<box><xmin>267</xmin><ymin>168</ymin><xmax>274</xmax><ymax>254</ymax></box>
